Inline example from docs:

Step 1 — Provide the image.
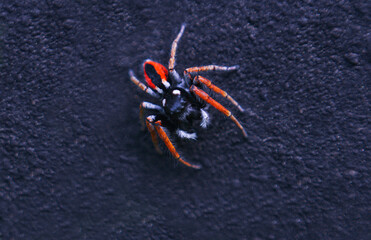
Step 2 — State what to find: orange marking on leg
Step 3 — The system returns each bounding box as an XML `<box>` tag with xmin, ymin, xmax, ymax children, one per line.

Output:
<box><xmin>191</xmin><ymin>85</ymin><xmax>231</xmax><ymax>116</ymax></box>
<box><xmin>190</xmin><ymin>85</ymin><xmax>247</xmax><ymax>137</ymax></box>
<box><xmin>195</xmin><ymin>76</ymin><xmax>244</xmax><ymax>112</ymax></box>
<box><xmin>230</xmin><ymin>115</ymin><xmax>247</xmax><ymax>137</ymax></box>
<box><xmin>154</xmin><ymin>121</ymin><xmax>201</xmax><ymax>169</ymax></box>
<box><xmin>146</xmin><ymin>118</ymin><xmax>162</xmax><ymax>154</ymax></box>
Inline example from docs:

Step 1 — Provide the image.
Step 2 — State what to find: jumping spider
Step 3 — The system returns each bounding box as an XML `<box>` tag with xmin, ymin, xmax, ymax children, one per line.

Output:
<box><xmin>129</xmin><ymin>24</ymin><xmax>246</xmax><ymax>169</ymax></box>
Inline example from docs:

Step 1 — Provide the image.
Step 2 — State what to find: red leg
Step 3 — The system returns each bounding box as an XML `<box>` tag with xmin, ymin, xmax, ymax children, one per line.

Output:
<box><xmin>139</xmin><ymin>102</ymin><xmax>163</xmax><ymax>129</ymax></box>
<box><xmin>145</xmin><ymin>116</ymin><xmax>162</xmax><ymax>154</ymax></box>
<box><xmin>194</xmin><ymin>75</ymin><xmax>244</xmax><ymax>112</ymax></box>
<box><xmin>153</xmin><ymin>120</ymin><xmax>201</xmax><ymax>169</ymax></box>
<box><xmin>190</xmin><ymin>85</ymin><xmax>247</xmax><ymax>137</ymax></box>
<box><xmin>168</xmin><ymin>24</ymin><xmax>186</xmax><ymax>72</ymax></box>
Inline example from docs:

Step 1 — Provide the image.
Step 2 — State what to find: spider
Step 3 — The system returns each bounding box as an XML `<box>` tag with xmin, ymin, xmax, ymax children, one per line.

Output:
<box><xmin>129</xmin><ymin>24</ymin><xmax>247</xmax><ymax>169</ymax></box>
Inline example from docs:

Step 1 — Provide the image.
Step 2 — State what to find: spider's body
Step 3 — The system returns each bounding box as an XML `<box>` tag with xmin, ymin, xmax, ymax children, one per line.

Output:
<box><xmin>144</xmin><ymin>60</ymin><xmax>206</xmax><ymax>132</ymax></box>
<box><xmin>129</xmin><ymin>24</ymin><xmax>246</xmax><ymax>169</ymax></box>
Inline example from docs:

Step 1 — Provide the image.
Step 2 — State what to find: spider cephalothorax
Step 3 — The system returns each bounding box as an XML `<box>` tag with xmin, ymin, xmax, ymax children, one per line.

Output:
<box><xmin>129</xmin><ymin>24</ymin><xmax>246</xmax><ymax>169</ymax></box>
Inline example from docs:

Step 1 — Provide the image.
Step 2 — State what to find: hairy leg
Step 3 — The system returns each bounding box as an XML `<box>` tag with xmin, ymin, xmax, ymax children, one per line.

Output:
<box><xmin>129</xmin><ymin>70</ymin><xmax>159</xmax><ymax>98</ymax></box>
<box><xmin>190</xmin><ymin>85</ymin><xmax>247</xmax><ymax>137</ymax></box>
<box><xmin>194</xmin><ymin>75</ymin><xmax>244</xmax><ymax>112</ymax></box>
<box><xmin>168</xmin><ymin>24</ymin><xmax>186</xmax><ymax>72</ymax></box>
<box><xmin>153</xmin><ymin>120</ymin><xmax>201</xmax><ymax>169</ymax></box>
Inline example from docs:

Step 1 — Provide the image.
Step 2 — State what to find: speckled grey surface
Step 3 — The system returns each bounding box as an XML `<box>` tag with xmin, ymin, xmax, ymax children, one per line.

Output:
<box><xmin>1</xmin><ymin>0</ymin><xmax>370</xmax><ymax>239</ymax></box>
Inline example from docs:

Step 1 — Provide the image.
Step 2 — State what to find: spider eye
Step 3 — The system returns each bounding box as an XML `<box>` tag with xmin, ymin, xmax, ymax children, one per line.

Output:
<box><xmin>162</xmin><ymin>99</ymin><xmax>166</xmax><ymax>106</ymax></box>
<box><xmin>143</xmin><ymin>60</ymin><xmax>170</xmax><ymax>93</ymax></box>
<box><xmin>172</xmin><ymin>89</ymin><xmax>181</xmax><ymax>95</ymax></box>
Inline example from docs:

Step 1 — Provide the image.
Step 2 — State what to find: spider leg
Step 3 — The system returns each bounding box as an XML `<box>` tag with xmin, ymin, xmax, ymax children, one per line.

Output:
<box><xmin>184</xmin><ymin>65</ymin><xmax>239</xmax><ymax>77</ymax></box>
<box><xmin>145</xmin><ymin>116</ymin><xmax>162</xmax><ymax>154</ymax></box>
<box><xmin>139</xmin><ymin>102</ymin><xmax>163</xmax><ymax>129</ymax></box>
<box><xmin>129</xmin><ymin>70</ymin><xmax>159</xmax><ymax>98</ymax></box>
<box><xmin>190</xmin><ymin>85</ymin><xmax>247</xmax><ymax>138</ymax></box>
<box><xmin>152</xmin><ymin>120</ymin><xmax>201</xmax><ymax>169</ymax></box>
<box><xmin>194</xmin><ymin>75</ymin><xmax>244</xmax><ymax>112</ymax></box>
<box><xmin>168</xmin><ymin>24</ymin><xmax>186</xmax><ymax>72</ymax></box>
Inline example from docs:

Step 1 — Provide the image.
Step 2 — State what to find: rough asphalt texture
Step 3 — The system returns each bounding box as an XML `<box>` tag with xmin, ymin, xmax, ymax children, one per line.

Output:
<box><xmin>1</xmin><ymin>0</ymin><xmax>370</xmax><ymax>239</ymax></box>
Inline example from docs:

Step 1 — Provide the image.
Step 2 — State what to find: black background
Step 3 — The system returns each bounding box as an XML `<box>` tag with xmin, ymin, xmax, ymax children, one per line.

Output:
<box><xmin>1</xmin><ymin>0</ymin><xmax>370</xmax><ymax>239</ymax></box>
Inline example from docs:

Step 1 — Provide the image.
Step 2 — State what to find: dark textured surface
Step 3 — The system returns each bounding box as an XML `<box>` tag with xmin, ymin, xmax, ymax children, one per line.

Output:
<box><xmin>1</xmin><ymin>0</ymin><xmax>370</xmax><ymax>239</ymax></box>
